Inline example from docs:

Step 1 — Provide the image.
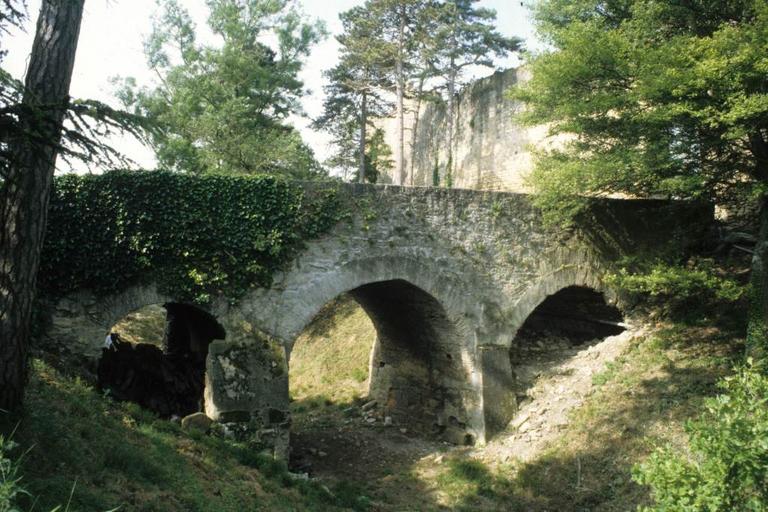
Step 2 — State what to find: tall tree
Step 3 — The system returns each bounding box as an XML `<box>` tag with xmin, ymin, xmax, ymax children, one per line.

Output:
<box><xmin>314</xmin><ymin>5</ymin><xmax>392</xmax><ymax>183</ymax></box>
<box><xmin>0</xmin><ymin>0</ymin><xmax>85</xmax><ymax>410</ymax></box>
<box><xmin>511</xmin><ymin>0</ymin><xmax>768</xmax><ymax>354</ymax></box>
<box><xmin>431</xmin><ymin>0</ymin><xmax>521</xmax><ymax>185</ymax></box>
<box><xmin>117</xmin><ymin>0</ymin><xmax>325</xmax><ymax>178</ymax></box>
<box><xmin>363</xmin><ymin>0</ymin><xmax>432</xmax><ymax>186</ymax></box>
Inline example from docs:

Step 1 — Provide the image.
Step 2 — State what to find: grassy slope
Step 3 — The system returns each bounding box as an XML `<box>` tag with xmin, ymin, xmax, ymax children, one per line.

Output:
<box><xmin>1</xmin><ymin>361</ymin><xmax>369</xmax><ymax>512</ymax></box>
<box><xmin>289</xmin><ymin>295</ymin><xmax>375</xmax><ymax>425</ymax></box>
<box><xmin>405</xmin><ymin>317</ymin><xmax>744</xmax><ymax>511</ymax></box>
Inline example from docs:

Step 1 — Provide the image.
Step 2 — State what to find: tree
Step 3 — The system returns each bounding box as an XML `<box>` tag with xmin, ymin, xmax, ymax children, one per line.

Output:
<box><xmin>350</xmin><ymin>0</ymin><xmax>433</xmax><ymax>186</ymax></box>
<box><xmin>313</xmin><ymin>5</ymin><xmax>392</xmax><ymax>183</ymax></box>
<box><xmin>431</xmin><ymin>1</ymin><xmax>521</xmax><ymax>185</ymax></box>
<box><xmin>0</xmin><ymin>0</ymin><xmax>85</xmax><ymax>410</ymax></box>
<box><xmin>510</xmin><ymin>0</ymin><xmax>768</xmax><ymax>354</ymax></box>
<box><xmin>116</xmin><ymin>0</ymin><xmax>326</xmax><ymax>178</ymax></box>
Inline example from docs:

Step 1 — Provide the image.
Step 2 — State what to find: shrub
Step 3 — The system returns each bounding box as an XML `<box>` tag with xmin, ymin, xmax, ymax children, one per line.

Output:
<box><xmin>605</xmin><ymin>261</ymin><xmax>744</xmax><ymax>312</ymax></box>
<box><xmin>633</xmin><ymin>362</ymin><xmax>768</xmax><ymax>511</ymax></box>
<box><xmin>0</xmin><ymin>435</ymin><xmax>26</xmax><ymax>512</ymax></box>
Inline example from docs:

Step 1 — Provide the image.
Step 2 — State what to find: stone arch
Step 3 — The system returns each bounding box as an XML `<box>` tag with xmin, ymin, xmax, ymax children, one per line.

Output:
<box><xmin>508</xmin><ymin>264</ymin><xmax>615</xmax><ymax>340</ymax></box>
<box><xmin>291</xmin><ymin>278</ymin><xmax>479</xmax><ymax>444</ymax></box>
<box><xmin>208</xmin><ymin>255</ymin><xmax>489</xmax><ymax>449</ymax></box>
<box><xmin>98</xmin><ymin>301</ymin><xmax>226</xmax><ymax>418</ymax></box>
<box><xmin>45</xmin><ymin>285</ymin><xmax>173</xmax><ymax>362</ymax></box>
<box><xmin>238</xmin><ymin>254</ymin><xmax>483</xmax><ymax>353</ymax></box>
<box><xmin>480</xmin><ymin>265</ymin><xmax>623</xmax><ymax>438</ymax></box>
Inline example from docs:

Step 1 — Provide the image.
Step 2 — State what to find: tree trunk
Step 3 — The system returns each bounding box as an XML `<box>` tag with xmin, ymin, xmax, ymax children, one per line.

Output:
<box><xmin>0</xmin><ymin>0</ymin><xmax>85</xmax><ymax>411</ymax></box>
<box><xmin>394</xmin><ymin>3</ymin><xmax>406</xmax><ymax>186</ymax></box>
<box><xmin>359</xmin><ymin>91</ymin><xmax>367</xmax><ymax>183</ymax></box>
<box><xmin>445</xmin><ymin>65</ymin><xmax>456</xmax><ymax>188</ymax></box>
<box><xmin>409</xmin><ymin>77</ymin><xmax>425</xmax><ymax>187</ymax></box>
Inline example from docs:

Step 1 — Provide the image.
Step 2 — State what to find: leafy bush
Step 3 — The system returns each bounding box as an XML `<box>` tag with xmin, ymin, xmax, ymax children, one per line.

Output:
<box><xmin>633</xmin><ymin>362</ymin><xmax>768</xmax><ymax>511</ymax></box>
<box><xmin>0</xmin><ymin>435</ymin><xmax>26</xmax><ymax>512</ymax></box>
<box><xmin>605</xmin><ymin>261</ymin><xmax>744</xmax><ymax>310</ymax></box>
<box><xmin>39</xmin><ymin>171</ymin><xmax>345</xmax><ymax>303</ymax></box>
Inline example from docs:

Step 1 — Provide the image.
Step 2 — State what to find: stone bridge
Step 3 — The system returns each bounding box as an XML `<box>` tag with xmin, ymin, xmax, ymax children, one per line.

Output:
<box><xmin>42</xmin><ymin>183</ymin><xmax>706</xmax><ymax>455</ymax></box>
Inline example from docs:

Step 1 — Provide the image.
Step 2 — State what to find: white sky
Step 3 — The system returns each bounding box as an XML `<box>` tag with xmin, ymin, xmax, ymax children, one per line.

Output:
<box><xmin>2</xmin><ymin>0</ymin><xmax>538</xmax><ymax>171</ymax></box>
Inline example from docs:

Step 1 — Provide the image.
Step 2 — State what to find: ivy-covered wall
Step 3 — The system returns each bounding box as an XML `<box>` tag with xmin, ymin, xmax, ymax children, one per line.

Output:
<box><xmin>39</xmin><ymin>171</ymin><xmax>345</xmax><ymax>304</ymax></box>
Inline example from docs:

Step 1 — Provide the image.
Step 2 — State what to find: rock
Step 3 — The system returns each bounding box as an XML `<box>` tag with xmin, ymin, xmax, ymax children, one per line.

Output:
<box><xmin>511</xmin><ymin>413</ymin><xmax>529</xmax><ymax>429</ymax></box>
<box><xmin>366</xmin><ymin>417</ymin><xmax>376</xmax><ymax>424</ymax></box>
<box><xmin>362</xmin><ymin>400</ymin><xmax>377</xmax><ymax>411</ymax></box>
<box><xmin>384</xmin><ymin>416</ymin><xmax>393</xmax><ymax>426</ymax></box>
<box><xmin>318</xmin><ymin>451</ymin><xmax>328</xmax><ymax>458</ymax></box>
<box><xmin>400</xmin><ymin>428</ymin><xmax>408</xmax><ymax>434</ymax></box>
<box><xmin>181</xmin><ymin>412</ymin><xmax>213</xmax><ymax>433</ymax></box>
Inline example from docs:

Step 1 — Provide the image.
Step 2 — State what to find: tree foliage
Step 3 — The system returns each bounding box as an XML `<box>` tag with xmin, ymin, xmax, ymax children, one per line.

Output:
<box><xmin>511</xmin><ymin>0</ymin><xmax>768</xmax><ymax>224</ymax></box>
<box><xmin>633</xmin><ymin>363</ymin><xmax>768</xmax><ymax>511</ymax></box>
<box><xmin>0</xmin><ymin>1</ymin><xmax>150</xmax><ymax>177</ymax></box>
<box><xmin>317</xmin><ymin>0</ymin><xmax>518</xmax><ymax>186</ymax></box>
<box><xmin>312</xmin><ymin>5</ymin><xmax>392</xmax><ymax>182</ymax></box>
<box><xmin>116</xmin><ymin>0</ymin><xmax>326</xmax><ymax>178</ymax></box>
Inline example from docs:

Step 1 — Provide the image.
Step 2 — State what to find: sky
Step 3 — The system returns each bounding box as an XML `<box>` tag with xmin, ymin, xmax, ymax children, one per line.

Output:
<box><xmin>2</xmin><ymin>0</ymin><xmax>538</xmax><ymax>171</ymax></box>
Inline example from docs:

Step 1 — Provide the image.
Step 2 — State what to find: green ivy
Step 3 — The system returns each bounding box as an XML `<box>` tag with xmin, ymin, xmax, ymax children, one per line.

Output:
<box><xmin>39</xmin><ymin>171</ymin><xmax>346</xmax><ymax>304</ymax></box>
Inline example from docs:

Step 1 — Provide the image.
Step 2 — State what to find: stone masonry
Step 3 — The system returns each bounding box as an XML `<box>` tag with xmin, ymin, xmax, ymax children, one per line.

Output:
<box><xmin>41</xmin><ymin>183</ymin><xmax>708</xmax><ymax>457</ymax></box>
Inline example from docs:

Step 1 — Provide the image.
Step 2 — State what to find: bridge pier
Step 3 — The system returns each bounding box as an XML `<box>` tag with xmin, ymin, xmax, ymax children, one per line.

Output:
<box><xmin>204</xmin><ymin>312</ymin><xmax>291</xmax><ymax>458</ymax></box>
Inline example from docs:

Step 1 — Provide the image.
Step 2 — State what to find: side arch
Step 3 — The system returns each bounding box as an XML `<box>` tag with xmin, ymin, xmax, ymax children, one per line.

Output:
<box><xmin>480</xmin><ymin>264</ymin><xmax>621</xmax><ymax>438</ymax></box>
<box><xmin>44</xmin><ymin>284</ymin><xmax>174</xmax><ymax>361</ymax></box>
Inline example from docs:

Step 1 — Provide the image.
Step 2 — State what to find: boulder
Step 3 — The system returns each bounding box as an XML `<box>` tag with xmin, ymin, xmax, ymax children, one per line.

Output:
<box><xmin>181</xmin><ymin>412</ymin><xmax>213</xmax><ymax>433</ymax></box>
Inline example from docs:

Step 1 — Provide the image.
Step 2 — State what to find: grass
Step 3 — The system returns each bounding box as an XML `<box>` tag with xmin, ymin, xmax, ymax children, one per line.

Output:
<box><xmin>0</xmin><ymin>360</ymin><xmax>369</xmax><ymax>512</ymax></box>
<box><xmin>111</xmin><ymin>304</ymin><xmax>166</xmax><ymax>346</ymax></box>
<box><xmin>289</xmin><ymin>294</ymin><xmax>375</xmax><ymax>425</ymax></box>
<box><xmin>403</xmin><ymin>312</ymin><xmax>745</xmax><ymax>511</ymax></box>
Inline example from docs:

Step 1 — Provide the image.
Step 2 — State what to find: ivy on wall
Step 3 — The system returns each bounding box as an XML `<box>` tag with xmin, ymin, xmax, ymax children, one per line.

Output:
<box><xmin>39</xmin><ymin>171</ymin><xmax>345</xmax><ymax>304</ymax></box>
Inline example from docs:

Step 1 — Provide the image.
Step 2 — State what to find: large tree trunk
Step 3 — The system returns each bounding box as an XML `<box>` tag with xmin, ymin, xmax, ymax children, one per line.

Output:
<box><xmin>409</xmin><ymin>77</ymin><xmax>425</xmax><ymax>187</ymax></box>
<box><xmin>394</xmin><ymin>3</ymin><xmax>406</xmax><ymax>186</ymax></box>
<box><xmin>0</xmin><ymin>0</ymin><xmax>85</xmax><ymax>410</ymax></box>
<box><xmin>358</xmin><ymin>91</ymin><xmax>367</xmax><ymax>183</ymax></box>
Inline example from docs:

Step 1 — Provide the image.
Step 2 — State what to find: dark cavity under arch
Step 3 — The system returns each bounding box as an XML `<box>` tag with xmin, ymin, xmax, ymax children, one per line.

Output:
<box><xmin>98</xmin><ymin>302</ymin><xmax>226</xmax><ymax>418</ymax></box>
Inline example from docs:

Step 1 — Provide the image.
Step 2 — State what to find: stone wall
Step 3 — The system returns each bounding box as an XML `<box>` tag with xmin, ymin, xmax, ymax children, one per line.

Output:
<box><xmin>377</xmin><ymin>68</ymin><xmax>558</xmax><ymax>191</ymax></box>
<box><xmin>39</xmin><ymin>183</ymin><xmax>710</xmax><ymax>458</ymax></box>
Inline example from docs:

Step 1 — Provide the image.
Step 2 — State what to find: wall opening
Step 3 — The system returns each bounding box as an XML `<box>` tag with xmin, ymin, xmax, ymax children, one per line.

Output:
<box><xmin>288</xmin><ymin>279</ymin><xmax>471</xmax><ymax>473</ymax></box>
<box><xmin>97</xmin><ymin>302</ymin><xmax>225</xmax><ymax>418</ymax></box>
<box><xmin>510</xmin><ymin>286</ymin><xmax>625</xmax><ymax>408</ymax></box>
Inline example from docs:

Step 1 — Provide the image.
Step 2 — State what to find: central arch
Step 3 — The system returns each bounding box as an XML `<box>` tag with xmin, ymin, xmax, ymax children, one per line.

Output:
<box><xmin>287</xmin><ymin>278</ymin><xmax>480</xmax><ymax>444</ymax></box>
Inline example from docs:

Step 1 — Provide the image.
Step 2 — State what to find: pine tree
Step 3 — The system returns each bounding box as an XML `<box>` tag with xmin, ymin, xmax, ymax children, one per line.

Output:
<box><xmin>431</xmin><ymin>1</ymin><xmax>521</xmax><ymax>184</ymax></box>
<box><xmin>313</xmin><ymin>5</ymin><xmax>392</xmax><ymax>183</ymax></box>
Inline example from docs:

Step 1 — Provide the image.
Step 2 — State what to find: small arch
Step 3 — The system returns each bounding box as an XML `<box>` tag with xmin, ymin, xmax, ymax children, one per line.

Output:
<box><xmin>483</xmin><ymin>285</ymin><xmax>626</xmax><ymax>439</ymax></box>
<box><xmin>510</xmin><ymin>286</ymin><xmax>625</xmax><ymax>410</ymax></box>
<box><xmin>97</xmin><ymin>302</ymin><xmax>226</xmax><ymax>418</ymax></box>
